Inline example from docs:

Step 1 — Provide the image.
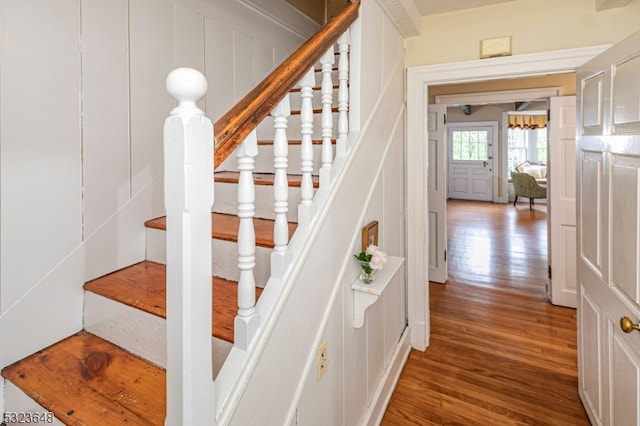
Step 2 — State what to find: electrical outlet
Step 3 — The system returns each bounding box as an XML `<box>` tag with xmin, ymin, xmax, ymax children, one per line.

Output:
<box><xmin>317</xmin><ymin>339</ymin><xmax>328</xmax><ymax>380</ymax></box>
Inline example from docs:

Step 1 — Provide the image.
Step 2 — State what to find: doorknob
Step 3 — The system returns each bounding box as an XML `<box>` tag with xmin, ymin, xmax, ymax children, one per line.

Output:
<box><xmin>482</xmin><ymin>161</ymin><xmax>488</xmax><ymax>167</ymax></box>
<box><xmin>620</xmin><ymin>316</ymin><xmax>640</xmax><ymax>333</ymax></box>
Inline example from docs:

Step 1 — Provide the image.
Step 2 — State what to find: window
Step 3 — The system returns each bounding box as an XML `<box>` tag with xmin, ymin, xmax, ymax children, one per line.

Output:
<box><xmin>451</xmin><ymin>129</ymin><xmax>489</xmax><ymax>161</ymax></box>
<box><xmin>507</xmin><ymin>127</ymin><xmax>547</xmax><ymax>171</ymax></box>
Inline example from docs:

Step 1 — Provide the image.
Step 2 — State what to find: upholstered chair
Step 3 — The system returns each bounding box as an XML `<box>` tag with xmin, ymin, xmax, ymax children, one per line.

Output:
<box><xmin>511</xmin><ymin>171</ymin><xmax>547</xmax><ymax>210</ymax></box>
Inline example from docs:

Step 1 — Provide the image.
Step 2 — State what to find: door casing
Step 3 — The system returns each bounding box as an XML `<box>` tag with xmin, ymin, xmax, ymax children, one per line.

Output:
<box><xmin>406</xmin><ymin>45</ymin><xmax>609</xmax><ymax>350</ymax></box>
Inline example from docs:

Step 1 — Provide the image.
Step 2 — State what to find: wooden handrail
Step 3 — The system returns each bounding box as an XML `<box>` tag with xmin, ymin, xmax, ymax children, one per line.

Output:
<box><xmin>213</xmin><ymin>0</ymin><xmax>360</xmax><ymax>168</ymax></box>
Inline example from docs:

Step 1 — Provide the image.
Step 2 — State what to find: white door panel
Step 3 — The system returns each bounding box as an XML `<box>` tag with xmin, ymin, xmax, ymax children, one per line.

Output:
<box><xmin>611</xmin><ymin>332</ymin><xmax>640</xmax><ymax>426</ymax></box>
<box><xmin>577</xmin><ymin>30</ymin><xmax>640</xmax><ymax>426</ymax></box>
<box><xmin>428</xmin><ymin>105</ymin><xmax>447</xmax><ymax>283</ymax></box>
<box><xmin>549</xmin><ymin>96</ymin><xmax>577</xmax><ymax>308</ymax></box>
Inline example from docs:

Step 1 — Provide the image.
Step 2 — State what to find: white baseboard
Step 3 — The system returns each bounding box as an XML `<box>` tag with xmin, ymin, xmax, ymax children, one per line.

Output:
<box><xmin>362</xmin><ymin>327</ymin><xmax>412</xmax><ymax>426</ymax></box>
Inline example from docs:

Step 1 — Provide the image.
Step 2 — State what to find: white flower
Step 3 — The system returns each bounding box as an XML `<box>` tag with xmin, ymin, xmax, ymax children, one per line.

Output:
<box><xmin>369</xmin><ymin>249</ymin><xmax>388</xmax><ymax>270</ymax></box>
<box><xmin>365</xmin><ymin>244</ymin><xmax>378</xmax><ymax>256</ymax></box>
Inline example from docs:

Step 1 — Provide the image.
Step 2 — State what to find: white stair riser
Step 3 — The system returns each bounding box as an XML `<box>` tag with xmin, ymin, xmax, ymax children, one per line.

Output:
<box><xmin>213</xmin><ymin>239</ymin><xmax>271</xmax><ymax>287</ymax></box>
<box><xmin>83</xmin><ymin>292</ymin><xmax>232</xmax><ymax>375</ymax></box>
<box><xmin>256</xmin><ymin>113</ymin><xmax>339</xmax><ymax>141</ymax></box>
<box><xmin>288</xmin><ymin>87</ymin><xmax>339</xmax><ymax>111</ymax></box>
<box><xmin>217</xmin><ymin>143</ymin><xmax>332</xmax><ymax>175</ymax></box>
<box><xmin>213</xmin><ymin>182</ymin><xmax>302</xmax><ymax>222</ymax></box>
<box><xmin>145</xmin><ymin>228</ymin><xmax>271</xmax><ymax>287</ymax></box>
<box><xmin>253</xmin><ymin>144</ymin><xmax>331</xmax><ymax>175</ymax></box>
<box><xmin>4</xmin><ymin>382</ymin><xmax>65</xmax><ymax>425</ymax></box>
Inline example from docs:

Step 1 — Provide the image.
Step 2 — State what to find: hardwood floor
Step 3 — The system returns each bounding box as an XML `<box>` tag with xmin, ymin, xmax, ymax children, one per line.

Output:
<box><xmin>382</xmin><ymin>200</ymin><xmax>589</xmax><ymax>425</ymax></box>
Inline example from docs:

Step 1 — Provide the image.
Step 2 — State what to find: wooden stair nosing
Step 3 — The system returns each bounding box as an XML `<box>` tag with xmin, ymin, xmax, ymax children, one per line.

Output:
<box><xmin>289</xmin><ymin>84</ymin><xmax>339</xmax><ymax>93</ymax></box>
<box><xmin>2</xmin><ymin>330</ymin><xmax>166</xmax><ymax>426</ymax></box>
<box><xmin>290</xmin><ymin>106</ymin><xmax>339</xmax><ymax>115</ymax></box>
<box><xmin>145</xmin><ymin>212</ymin><xmax>297</xmax><ymax>248</ymax></box>
<box><xmin>83</xmin><ymin>260</ymin><xmax>263</xmax><ymax>344</ymax></box>
<box><xmin>215</xmin><ymin>171</ymin><xmax>320</xmax><ymax>189</ymax></box>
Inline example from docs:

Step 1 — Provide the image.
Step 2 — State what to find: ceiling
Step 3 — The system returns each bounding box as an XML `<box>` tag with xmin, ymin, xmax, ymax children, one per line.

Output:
<box><xmin>412</xmin><ymin>0</ymin><xmax>519</xmax><ymax>16</ymax></box>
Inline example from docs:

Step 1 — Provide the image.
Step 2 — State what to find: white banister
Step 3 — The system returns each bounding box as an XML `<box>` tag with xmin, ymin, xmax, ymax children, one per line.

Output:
<box><xmin>337</xmin><ymin>31</ymin><xmax>350</xmax><ymax>157</ymax></box>
<box><xmin>319</xmin><ymin>47</ymin><xmax>335</xmax><ymax>187</ymax></box>
<box><xmin>297</xmin><ymin>68</ymin><xmax>316</xmax><ymax>228</ymax></box>
<box><xmin>235</xmin><ymin>130</ymin><xmax>260</xmax><ymax>350</ymax></box>
<box><xmin>270</xmin><ymin>96</ymin><xmax>292</xmax><ymax>278</ymax></box>
<box><xmin>164</xmin><ymin>68</ymin><xmax>215</xmax><ymax>425</ymax></box>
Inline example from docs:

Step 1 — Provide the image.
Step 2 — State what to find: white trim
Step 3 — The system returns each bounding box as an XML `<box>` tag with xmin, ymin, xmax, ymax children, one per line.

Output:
<box><xmin>238</xmin><ymin>0</ymin><xmax>320</xmax><ymax>38</ymax></box>
<box><xmin>435</xmin><ymin>87</ymin><xmax>561</xmax><ymax>106</ymax></box>
<box><xmin>361</xmin><ymin>327</ymin><xmax>412</xmax><ymax>425</ymax></box>
<box><xmin>405</xmin><ymin>45</ymin><xmax>610</xmax><ymax>350</ymax></box>
<box><xmin>408</xmin><ymin>45</ymin><xmax>611</xmax><ymax>85</ymax></box>
<box><xmin>375</xmin><ymin>0</ymin><xmax>421</xmax><ymax>37</ymax></box>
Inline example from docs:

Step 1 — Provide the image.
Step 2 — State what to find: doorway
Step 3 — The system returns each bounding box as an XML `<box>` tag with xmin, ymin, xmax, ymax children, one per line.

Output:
<box><xmin>404</xmin><ymin>45</ymin><xmax>609</xmax><ymax>350</ymax></box>
<box><xmin>447</xmin><ymin>122</ymin><xmax>498</xmax><ymax>202</ymax></box>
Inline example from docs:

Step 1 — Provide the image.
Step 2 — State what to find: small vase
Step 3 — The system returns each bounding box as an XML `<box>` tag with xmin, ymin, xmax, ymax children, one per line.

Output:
<box><xmin>359</xmin><ymin>260</ymin><xmax>376</xmax><ymax>284</ymax></box>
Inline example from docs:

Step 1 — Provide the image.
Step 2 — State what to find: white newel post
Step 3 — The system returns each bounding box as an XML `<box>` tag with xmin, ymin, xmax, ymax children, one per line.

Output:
<box><xmin>320</xmin><ymin>47</ymin><xmax>335</xmax><ymax>188</ymax></box>
<box><xmin>337</xmin><ymin>30</ymin><xmax>350</xmax><ymax>157</ymax></box>
<box><xmin>164</xmin><ymin>68</ymin><xmax>215</xmax><ymax>425</ymax></box>
<box><xmin>271</xmin><ymin>96</ymin><xmax>292</xmax><ymax>278</ymax></box>
<box><xmin>297</xmin><ymin>68</ymin><xmax>316</xmax><ymax>228</ymax></box>
<box><xmin>235</xmin><ymin>130</ymin><xmax>260</xmax><ymax>349</ymax></box>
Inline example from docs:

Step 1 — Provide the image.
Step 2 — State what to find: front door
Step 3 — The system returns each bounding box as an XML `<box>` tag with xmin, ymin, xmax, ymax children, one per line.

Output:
<box><xmin>577</xmin><ymin>31</ymin><xmax>640</xmax><ymax>425</ymax></box>
<box><xmin>447</xmin><ymin>122</ymin><xmax>496</xmax><ymax>201</ymax></box>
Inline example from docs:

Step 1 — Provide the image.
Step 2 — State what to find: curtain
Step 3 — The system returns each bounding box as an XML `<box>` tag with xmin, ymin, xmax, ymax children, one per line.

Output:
<box><xmin>508</xmin><ymin>114</ymin><xmax>547</xmax><ymax>129</ymax></box>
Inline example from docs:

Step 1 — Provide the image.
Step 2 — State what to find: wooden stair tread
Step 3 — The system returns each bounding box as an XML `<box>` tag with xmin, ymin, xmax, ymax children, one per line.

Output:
<box><xmin>145</xmin><ymin>212</ymin><xmax>296</xmax><ymax>248</ymax></box>
<box><xmin>215</xmin><ymin>171</ymin><xmax>320</xmax><ymax>189</ymax></box>
<box><xmin>83</xmin><ymin>261</ymin><xmax>262</xmax><ymax>343</ymax></box>
<box><xmin>2</xmin><ymin>331</ymin><xmax>165</xmax><ymax>426</ymax></box>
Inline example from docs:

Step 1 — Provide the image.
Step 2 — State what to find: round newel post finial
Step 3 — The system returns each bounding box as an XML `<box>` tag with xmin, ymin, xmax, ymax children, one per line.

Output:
<box><xmin>166</xmin><ymin>67</ymin><xmax>208</xmax><ymax>116</ymax></box>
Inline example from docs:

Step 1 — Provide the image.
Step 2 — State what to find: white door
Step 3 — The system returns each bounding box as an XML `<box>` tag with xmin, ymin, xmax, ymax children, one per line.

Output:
<box><xmin>577</xmin><ymin>31</ymin><xmax>640</xmax><ymax>426</ymax></box>
<box><xmin>548</xmin><ymin>96</ymin><xmax>577</xmax><ymax>308</ymax></box>
<box><xmin>447</xmin><ymin>122</ymin><xmax>496</xmax><ymax>201</ymax></box>
<box><xmin>428</xmin><ymin>104</ymin><xmax>447</xmax><ymax>283</ymax></box>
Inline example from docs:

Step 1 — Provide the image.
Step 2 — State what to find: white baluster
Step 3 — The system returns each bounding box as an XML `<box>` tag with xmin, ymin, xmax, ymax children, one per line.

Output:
<box><xmin>271</xmin><ymin>96</ymin><xmax>292</xmax><ymax>278</ymax></box>
<box><xmin>319</xmin><ymin>47</ymin><xmax>335</xmax><ymax>188</ymax></box>
<box><xmin>164</xmin><ymin>68</ymin><xmax>215</xmax><ymax>425</ymax></box>
<box><xmin>298</xmin><ymin>68</ymin><xmax>316</xmax><ymax>228</ymax></box>
<box><xmin>337</xmin><ymin>30</ymin><xmax>350</xmax><ymax>157</ymax></box>
<box><xmin>235</xmin><ymin>130</ymin><xmax>260</xmax><ymax>350</ymax></box>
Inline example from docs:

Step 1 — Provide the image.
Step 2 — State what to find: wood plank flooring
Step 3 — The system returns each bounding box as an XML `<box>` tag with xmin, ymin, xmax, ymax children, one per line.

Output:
<box><xmin>382</xmin><ymin>200</ymin><xmax>589</xmax><ymax>425</ymax></box>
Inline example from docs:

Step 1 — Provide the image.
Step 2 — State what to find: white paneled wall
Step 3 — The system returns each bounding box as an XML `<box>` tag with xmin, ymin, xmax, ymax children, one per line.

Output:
<box><xmin>291</xmin><ymin>2</ymin><xmax>408</xmax><ymax>423</ymax></box>
<box><xmin>129</xmin><ymin>0</ymin><xmax>174</xmax><ymax>195</ymax></box>
<box><xmin>0</xmin><ymin>0</ymin><xmax>315</xmax><ymax>363</ymax></box>
<box><xmin>81</xmin><ymin>0</ymin><xmax>131</xmax><ymax>238</ymax></box>
<box><xmin>0</xmin><ymin>0</ymin><xmax>83</xmax><ymax>312</ymax></box>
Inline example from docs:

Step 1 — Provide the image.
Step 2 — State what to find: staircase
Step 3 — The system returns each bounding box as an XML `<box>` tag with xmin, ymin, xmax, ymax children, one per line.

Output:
<box><xmin>1</xmin><ymin>3</ymin><xmax>358</xmax><ymax>424</ymax></box>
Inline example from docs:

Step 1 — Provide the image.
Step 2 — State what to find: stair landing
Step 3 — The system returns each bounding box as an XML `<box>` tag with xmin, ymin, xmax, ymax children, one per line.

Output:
<box><xmin>2</xmin><ymin>331</ymin><xmax>165</xmax><ymax>426</ymax></box>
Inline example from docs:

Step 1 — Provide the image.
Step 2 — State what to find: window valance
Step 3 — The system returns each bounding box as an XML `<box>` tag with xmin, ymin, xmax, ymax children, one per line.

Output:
<box><xmin>508</xmin><ymin>114</ymin><xmax>547</xmax><ymax>129</ymax></box>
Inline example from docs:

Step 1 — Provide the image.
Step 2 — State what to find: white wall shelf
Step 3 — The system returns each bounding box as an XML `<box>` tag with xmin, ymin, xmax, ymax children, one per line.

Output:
<box><xmin>351</xmin><ymin>256</ymin><xmax>404</xmax><ymax>328</ymax></box>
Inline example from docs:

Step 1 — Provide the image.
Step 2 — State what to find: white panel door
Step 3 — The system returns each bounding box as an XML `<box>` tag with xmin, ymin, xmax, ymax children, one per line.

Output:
<box><xmin>577</xmin><ymin>30</ymin><xmax>640</xmax><ymax>426</ymax></box>
<box><xmin>428</xmin><ymin>105</ymin><xmax>447</xmax><ymax>283</ymax></box>
<box><xmin>548</xmin><ymin>96</ymin><xmax>577</xmax><ymax>308</ymax></box>
<box><xmin>447</xmin><ymin>123</ymin><xmax>496</xmax><ymax>201</ymax></box>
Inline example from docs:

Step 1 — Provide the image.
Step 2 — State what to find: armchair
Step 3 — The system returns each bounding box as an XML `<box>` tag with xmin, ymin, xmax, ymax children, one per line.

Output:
<box><xmin>511</xmin><ymin>171</ymin><xmax>547</xmax><ymax>210</ymax></box>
